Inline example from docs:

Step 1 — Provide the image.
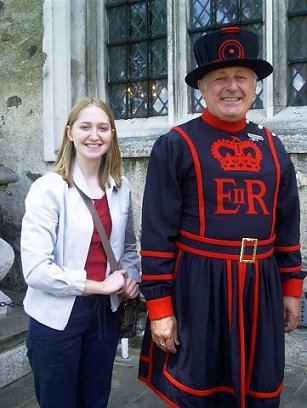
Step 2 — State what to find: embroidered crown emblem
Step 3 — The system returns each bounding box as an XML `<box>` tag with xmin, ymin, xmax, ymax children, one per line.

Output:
<box><xmin>211</xmin><ymin>137</ymin><xmax>262</xmax><ymax>172</ymax></box>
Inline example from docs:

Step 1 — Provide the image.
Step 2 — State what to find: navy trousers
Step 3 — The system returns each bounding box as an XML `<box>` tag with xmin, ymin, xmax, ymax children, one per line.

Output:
<box><xmin>26</xmin><ymin>295</ymin><xmax>121</xmax><ymax>408</ymax></box>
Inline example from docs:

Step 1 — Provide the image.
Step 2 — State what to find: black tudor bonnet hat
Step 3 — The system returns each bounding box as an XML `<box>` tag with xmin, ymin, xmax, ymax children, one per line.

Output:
<box><xmin>185</xmin><ymin>26</ymin><xmax>273</xmax><ymax>89</ymax></box>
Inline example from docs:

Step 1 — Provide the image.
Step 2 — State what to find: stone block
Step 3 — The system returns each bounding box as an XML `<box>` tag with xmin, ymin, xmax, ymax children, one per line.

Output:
<box><xmin>0</xmin><ymin>344</ymin><xmax>31</xmax><ymax>388</ymax></box>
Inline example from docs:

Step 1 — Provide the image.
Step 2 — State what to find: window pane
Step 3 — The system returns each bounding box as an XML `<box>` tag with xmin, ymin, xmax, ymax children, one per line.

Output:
<box><xmin>109</xmin><ymin>84</ymin><xmax>128</xmax><ymax>119</ymax></box>
<box><xmin>129</xmin><ymin>82</ymin><xmax>148</xmax><ymax>117</ymax></box>
<box><xmin>288</xmin><ymin>1</ymin><xmax>307</xmax><ymax>106</ymax></box>
<box><xmin>288</xmin><ymin>15</ymin><xmax>307</xmax><ymax>61</ymax></box>
<box><xmin>189</xmin><ymin>0</ymin><xmax>262</xmax><ymax>29</ymax></box>
<box><xmin>107</xmin><ymin>0</ymin><xmax>168</xmax><ymax>119</ymax></box>
<box><xmin>188</xmin><ymin>0</ymin><xmax>264</xmax><ymax>113</ymax></box>
<box><xmin>215</xmin><ymin>0</ymin><xmax>239</xmax><ymax>25</ymax></box>
<box><xmin>151</xmin><ymin>79</ymin><xmax>168</xmax><ymax>116</ymax></box>
<box><xmin>288</xmin><ymin>0</ymin><xmax>307</xmax><ymax>13</ymax></box>
<box><xmin>108</xmin><ymin>45</ymin><xmax>127</xmax><ymax>82</ymax></box>
<box><xmin>130</xmin><ymin>2</ymin><xmax>147</xmax><ymax>40</ymax></box>
<box><xmin>190</xmin><ymin>0</ymin><xmax>211</xmax><ymax>29</ymax></box>
<box><xmin>108</xmin><ymin>6</ymin><xmax>126</xmax><ymax>43</ymax></box>
<box><xmin>150</xmin><ymin>39</ymin><xmax>167</xmax><ymax>76</ymax></box>
<box><xmin>150</xmin><ymin>0</ymin><xmax>168</xmax><ymax>35</ymax></box>
<box><xmin>289</xmin><ymin>63</ymin><xmax>307</xmax><ymax>106</ymax></box>
<box><xmin>129</xmin><ymin>42</ymin><xmax>147</xmax><ymax>79</ymax></box>
<box><xmin>241</xmin><ymin>0</ymin><xmax>262</xmax><ymax>21</ymax></box>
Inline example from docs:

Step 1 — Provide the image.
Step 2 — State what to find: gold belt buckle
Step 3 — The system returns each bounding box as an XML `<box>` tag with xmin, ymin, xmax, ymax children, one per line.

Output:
<box><xmin>239</xmin><ymin>238</ymin><xmax>258</xmax><ymax>263</ymax></box>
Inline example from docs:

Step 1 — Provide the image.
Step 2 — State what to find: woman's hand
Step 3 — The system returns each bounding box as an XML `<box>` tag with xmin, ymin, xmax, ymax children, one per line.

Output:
<box><xmin>121</xmin><ymin>277</ymin><xmax>140</xmax><ymax>299</ymax></box>
<box><xmin>101</xmin><ymin>269</ymin><xmax>128</xmax><ymax>295</ymax></box>
<box><xmin>84</xmin><ymin>270</ymin><xmax>127</xmax><ymax>296</ymax></box>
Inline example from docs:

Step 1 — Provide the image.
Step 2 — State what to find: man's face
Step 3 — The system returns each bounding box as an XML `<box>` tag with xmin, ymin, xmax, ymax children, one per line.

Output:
<box><xmin>198</xmin><ymin>66</ymin><xmax>257</xmax><ymax>122</ymax></box>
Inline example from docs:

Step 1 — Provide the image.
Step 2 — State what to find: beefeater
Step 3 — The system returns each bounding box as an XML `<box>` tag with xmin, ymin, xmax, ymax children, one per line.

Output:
<box><xmin>138</xmin><ymin>26</ymin><xmax>305</xmax><ymax>408</ymax></box>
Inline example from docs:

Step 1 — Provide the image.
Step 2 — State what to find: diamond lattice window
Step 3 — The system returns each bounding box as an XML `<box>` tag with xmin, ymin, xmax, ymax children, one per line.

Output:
<box><xmin>106</xmin><ymin>0</ymin><xmax>167</xmax><ymax>119</ymax></box>
<box><xmin>288</xmin><ymin>1</ymin><xmax>307</xmax><ymax>106</ymax></box>
<box><xmin>188</xmin><ymin>0</ymin><xmax>264</xmax><ymax>113</ymax></box>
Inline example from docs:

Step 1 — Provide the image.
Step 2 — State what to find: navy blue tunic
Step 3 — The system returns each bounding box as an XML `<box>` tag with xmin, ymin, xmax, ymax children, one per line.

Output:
<box><xmin>138</xmin><ymin>110</ymin><xmax>304</xmax><ymax>408</ymax></box>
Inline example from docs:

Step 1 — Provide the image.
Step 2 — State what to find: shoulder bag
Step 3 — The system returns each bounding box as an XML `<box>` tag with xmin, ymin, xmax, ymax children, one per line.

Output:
<box><xmin>74</xmin><ymin>184</ymin><xmax>140</xmax><ymax>339</ymax></box>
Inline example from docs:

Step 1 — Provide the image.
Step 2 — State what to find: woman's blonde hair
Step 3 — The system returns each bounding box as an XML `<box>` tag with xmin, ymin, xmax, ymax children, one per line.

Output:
<box><xmin>54</xmin><ymin>97</ymin><xmax>122</xmax><ymax>188</ymax></box>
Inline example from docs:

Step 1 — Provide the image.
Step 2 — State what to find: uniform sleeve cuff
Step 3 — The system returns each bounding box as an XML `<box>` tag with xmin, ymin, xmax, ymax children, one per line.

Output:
<box><xmin>146</xmin><ymin>296</ymin><xmax>174</xmax><ymax>320</ymax></box>
<box><xmin>282</xmin><ymin>279</ymin><xmax>303</xmax><ymax>297</ymax></box>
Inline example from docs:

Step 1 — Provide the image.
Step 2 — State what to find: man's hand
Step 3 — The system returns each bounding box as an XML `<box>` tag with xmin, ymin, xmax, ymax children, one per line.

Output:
<box><xmin>122</xmin><ymin>277</ymin><xmax>140</xmax><ymax>299</ymax></box>
<box><xmin>283</xmin><ymin>296</ymin><xmax>301</xmax><ymax>333</ymax></box>
<box><xmin>150</xmin><ymin>315</ymin><xmax>180</xmax><ymax>354</ymax></box>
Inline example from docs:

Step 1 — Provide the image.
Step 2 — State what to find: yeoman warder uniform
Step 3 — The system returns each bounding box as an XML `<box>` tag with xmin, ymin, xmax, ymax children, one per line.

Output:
<box><xmin>138</xmin><ymin>27</ymin><xmax>305</xmax><ymax>408</ymax></box>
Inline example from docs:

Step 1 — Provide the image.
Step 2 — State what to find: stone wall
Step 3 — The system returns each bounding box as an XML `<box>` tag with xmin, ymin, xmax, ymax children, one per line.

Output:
<box><xmin>292</xmin><ymin>153</ymin><xmax>307</xmax><ymax>277</ymax></box>
<box><xmin>0</xmin><ymin>0</ymin><xmax>49</xmax><ymax>289</ymax></box>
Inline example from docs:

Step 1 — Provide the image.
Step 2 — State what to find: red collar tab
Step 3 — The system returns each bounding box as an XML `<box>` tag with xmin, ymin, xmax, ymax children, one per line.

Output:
<box><xmin>201</xmin><ymin>109</ymin><xmax>247</xmax><ymax>133</ymax></box>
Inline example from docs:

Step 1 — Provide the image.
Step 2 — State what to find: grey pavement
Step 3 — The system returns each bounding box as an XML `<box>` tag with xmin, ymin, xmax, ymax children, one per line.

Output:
<box><xmin>0</xmin><ymin>329</ymin><xmax>307</xmax><ymax>408</ymax></box>
<box><xmin>0</xmin><ymin>343</ymin><xmax>166</xmax><ymax>408</ymax></box>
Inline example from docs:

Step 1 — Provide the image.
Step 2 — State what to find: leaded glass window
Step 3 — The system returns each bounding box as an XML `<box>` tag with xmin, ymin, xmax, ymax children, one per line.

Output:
<box><xmin>288</xmin><ymin>0</ymin><xmax>307</xmax><ymax>106</ymax></box>
<box><xmin>106</xmin><ymin>0</ymin><xmax>168</xmax><ymax>119</ymax></box>
<box><xmin>188</xmin><ymin>0</ymin><xmax>264</xmax><ymax>113</ymax></box>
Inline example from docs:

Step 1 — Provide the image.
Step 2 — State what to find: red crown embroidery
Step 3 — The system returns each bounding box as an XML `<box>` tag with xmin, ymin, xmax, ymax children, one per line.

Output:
<box><xmin>211</xmin><ymin>137</ymin><xmax>262</xmax><ymax>172</ymax></box>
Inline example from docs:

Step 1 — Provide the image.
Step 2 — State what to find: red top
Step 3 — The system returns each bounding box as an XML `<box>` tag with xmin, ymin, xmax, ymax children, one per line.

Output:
<box><xmin>85</xmin><ymin>194</ymin><xmax>112</xmax><ymax>281</ymax></box>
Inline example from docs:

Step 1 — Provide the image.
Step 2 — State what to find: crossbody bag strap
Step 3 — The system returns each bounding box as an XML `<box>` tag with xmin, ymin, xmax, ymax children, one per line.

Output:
<box><xmin>74</xmin><ymin>183</ymin><xmax>119</xmax><ymax>272</ymax></box>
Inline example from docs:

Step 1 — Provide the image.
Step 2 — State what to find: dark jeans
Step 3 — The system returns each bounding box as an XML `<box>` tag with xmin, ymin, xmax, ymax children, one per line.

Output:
<box><xmin>26</xmin><ymin>295</ymin><xmax>120</xmax><ymax>408</ymax></box>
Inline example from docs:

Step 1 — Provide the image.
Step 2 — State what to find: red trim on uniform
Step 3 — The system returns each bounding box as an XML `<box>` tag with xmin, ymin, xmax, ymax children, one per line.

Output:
<box><xmin>282</xmin><ymin>279</ymin><xmax>303</xmax><ymax>297</ymax></box>
<box><xmin>180</xmin><ymin>229</ymin><xmax>275</xmax><ymax>246</ymax></box>
<box><xmin>226</xmin><ymin>260</ymin><xmax>232</xmax><ymax>332</ymax></box>
<box><xmin>162</xmin><ymin>351</ymin><xmax>235</xmax><ymax>397</ymax></box>
<box><xmin>218</xmin><ymin>40</ymin><xmax>244</xmax><ymax>61</ymax></box>
<box><xmin>176</xmin><ymin>241</ymin><xmax>274</xmax><ymax>261</ymax></box>
<box><xmin>238</xmin><ymin>263</ymin><xmax>247</xmax><ymax>408</ymax></box>
<box><xmin>141</xmin><ymin>274</ymin><xmax>173</xmax><ymax>281</ymax></box>
<box><xmin>140</xmin><ymin>250</ymin><xmax>175</xmax><ymax>258</ymax></box>
<box><xmin>143</xmin><ymin>340</ymin><xmax>182</xmax><ymax>407</ymax></box>
<box><xmin>146</xmin><ymin>296</ymin><xmax>174</xmax><ymax>320</ymax></box>
<box><xmin>139</xmin><ymin>353</ymin><xmax>150</xmax><ymax>363</ymax></box>
<box><xmin>247</xmin><ymin>381</ymin><xmax>284</xmax><ymax>398</ymax></box>
<box><xmin>173</xmin><ymin>126</ymin><xmax>206</xmax><ymax>236</ymax></box>
<box><xmin>163</xmin><ymin>366</ymin><xmax>235</xmax><ymax>396</ymax></box>
<box><xmin>279</xmin><ymin>265</ymin><xmax>302</xmax><ymax>273</ymax></box>
<box><xmin>221</xmin><ymin>26</ymin><xmax>240</xmax><ymax>33</ymax></box>
<box><xmin>246</xmin><ymin>261</ymin><xmax>260</xmax><ymax>389</ymax></box>
<box><xmin>202</xmin><ymin>108</ymin><xmax>247</xmax><ymax>133</ymax></box>
<box><xmin>138</xmin><ymin>375</ymin><xmax>181</xmax><ymax>407</ymax></box>
<box><xmin>173</xmin><ymin>249</ymin><xmax>182</xmax><ymax>279</ymax></box>
<box><xmin>265</xmin><ymin>128</ymin><xmax>281</xmax><ymax>237</ymax></box>
<box><xmin>274</xmin><ymin>244</ymin><xmax>301</xmax><ymax>252</ymax></box>
<box><xmin>138</xmin><ymin>374</ymin><xmax>148</xmax><ymax>384</ymax></box>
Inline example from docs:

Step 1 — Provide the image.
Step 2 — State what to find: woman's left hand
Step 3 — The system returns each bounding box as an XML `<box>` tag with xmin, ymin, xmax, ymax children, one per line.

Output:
<box><xmin>122</xmin><ymin>277</ymin><xmax>139</xmax><ymax>299</ymax></box>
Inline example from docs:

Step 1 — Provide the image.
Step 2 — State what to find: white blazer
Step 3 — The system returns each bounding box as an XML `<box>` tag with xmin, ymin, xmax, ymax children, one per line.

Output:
<box><xmin>20</xmin><ymin>162</ymin><xmax>141</xmax><ymax>330</ymax></box>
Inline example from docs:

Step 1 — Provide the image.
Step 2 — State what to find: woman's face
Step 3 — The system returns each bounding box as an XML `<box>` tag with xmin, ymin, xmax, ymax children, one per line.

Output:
<box><xmin>67</xmin><ymin>105</ymin><xmax>114</xmax><ymax>165</ymax></box>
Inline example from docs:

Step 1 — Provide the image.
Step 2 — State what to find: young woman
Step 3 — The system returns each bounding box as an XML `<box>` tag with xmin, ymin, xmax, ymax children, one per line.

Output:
<box><xmin>21</xmin><ymin>97</ymin><xmax>141</xmax><ymax>408</ymax></box>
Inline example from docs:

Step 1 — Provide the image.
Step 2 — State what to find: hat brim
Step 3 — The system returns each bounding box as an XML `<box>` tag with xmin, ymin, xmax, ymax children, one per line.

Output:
<box><xmin>185</xmin><ymin>58</ymin><xmax>273</xmax><ymax>89</ymax></box>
